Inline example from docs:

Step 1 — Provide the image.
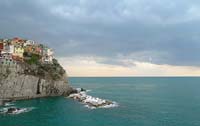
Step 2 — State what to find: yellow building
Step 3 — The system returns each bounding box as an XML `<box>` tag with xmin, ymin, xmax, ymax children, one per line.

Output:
<box><xmin>13</xmin><ymin>46</ymin><xmax>24</xmax><ymax>58</ymax></box>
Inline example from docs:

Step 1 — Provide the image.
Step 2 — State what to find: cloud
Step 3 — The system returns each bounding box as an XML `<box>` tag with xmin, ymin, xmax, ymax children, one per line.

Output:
<box><xmin>58</xmin><ymin>56</ymin><xmax>200</xmax><ymax>76</ymax></box>
<box><xmin>1</xmin><ymin>0</ymin><xmax>200</xmax><ymax>73</ymax></box>
<box><xmin>57</xmin><ymin>56</ymin><xmax>136</xmax><ymax>76</ymax></box>
<box><xmin>46</xmin><ymin>0</ymin><xmax>200</xmax><ymax>24</ymax></box>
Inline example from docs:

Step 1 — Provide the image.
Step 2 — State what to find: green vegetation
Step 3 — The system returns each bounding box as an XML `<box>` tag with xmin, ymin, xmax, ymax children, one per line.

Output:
<box><xmin>23</xmin><ymin>58</ymin><xmax>66</xmax><ymax>80</ymax></box>
<box><xmin>23</xmin><ymin>52</ymin><xmax>41</xmax><ymax>65</ymax></box>
<box><xmin>37</xmin><ymin>59</ymin><xmax>66</xmax><ymax>80</ymax></box>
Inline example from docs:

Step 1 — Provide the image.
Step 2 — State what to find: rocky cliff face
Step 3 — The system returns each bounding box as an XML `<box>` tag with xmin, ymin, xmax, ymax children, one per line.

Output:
<box><xmin>0</xmin><ymin>59</ymin><xmax>72</xmax><ymax>100</ymax></box>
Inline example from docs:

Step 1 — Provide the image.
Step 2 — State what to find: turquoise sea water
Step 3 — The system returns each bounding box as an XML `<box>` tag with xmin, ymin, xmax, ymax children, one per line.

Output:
<box><xmin>1</xmin><ymin>77</ymin><xmax>200</xmax><ymax>126</ymax></box>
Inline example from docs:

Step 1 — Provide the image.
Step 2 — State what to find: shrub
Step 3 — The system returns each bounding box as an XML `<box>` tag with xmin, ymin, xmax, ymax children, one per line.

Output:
<box><xmin>26</xmin><ymin>54</ymin><xmax>40</xmax><ymax>65</ymax></box>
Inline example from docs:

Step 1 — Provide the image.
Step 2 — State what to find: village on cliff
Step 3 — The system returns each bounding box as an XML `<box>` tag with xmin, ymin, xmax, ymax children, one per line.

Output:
<box><xmin>0</xmin><ymin>37</ymin><xmax>54</xmax><ymax>65</ymax></box>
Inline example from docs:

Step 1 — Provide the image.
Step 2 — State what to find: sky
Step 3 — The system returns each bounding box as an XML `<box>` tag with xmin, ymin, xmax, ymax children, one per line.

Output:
<box><xmin>1</xmin><ymin>0</ymin><xmax>200</xmax><ymax>76</ymax></box>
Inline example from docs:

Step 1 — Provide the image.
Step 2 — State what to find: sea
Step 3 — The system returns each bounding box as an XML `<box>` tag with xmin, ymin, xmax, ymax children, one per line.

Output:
<box><xmin>1</xmin><ymin>77</ymin><xmax>200</xmax><ymax>126</ymax></box>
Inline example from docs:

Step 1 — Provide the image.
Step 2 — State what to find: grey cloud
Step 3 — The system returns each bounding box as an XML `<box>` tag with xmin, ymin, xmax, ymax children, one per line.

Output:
<box><xmin>0</xmin><ymin>0</ymin><xmax>200</xmax><ymax>66</ymax></box>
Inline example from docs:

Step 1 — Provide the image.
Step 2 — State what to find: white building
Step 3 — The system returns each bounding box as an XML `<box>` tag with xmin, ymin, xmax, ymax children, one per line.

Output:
<box><xmin>1</xmin><ymin>44</ymin><xmax>14</xmax><ymax>54</ymax></box>
<box><xmin>42</xmin><ymin>48</ymin><xmax>54</xmax><ymax>63</ymax></box>
<box><xmin>0</xmin><ymin>52</ymin><xmax>14</xmax><ymax>65</ymax></box>
<box><xmin>24</xmin><ymin>40</ymin><xmax>35</xmax><ymax>46</ymax></box>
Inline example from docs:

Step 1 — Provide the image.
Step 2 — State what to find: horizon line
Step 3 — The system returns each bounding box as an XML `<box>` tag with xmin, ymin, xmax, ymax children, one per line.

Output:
<box><xmin>69</xmin><ymin>76</ymin><xmax>200</xmax><ymax>77</ymax></box>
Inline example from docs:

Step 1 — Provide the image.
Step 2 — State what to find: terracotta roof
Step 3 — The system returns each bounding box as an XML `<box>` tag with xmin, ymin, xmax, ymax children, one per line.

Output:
<box><xmin>0</xmin><ymin>43</ymin><xmax>3</xmax><ymax>50</ymax></box>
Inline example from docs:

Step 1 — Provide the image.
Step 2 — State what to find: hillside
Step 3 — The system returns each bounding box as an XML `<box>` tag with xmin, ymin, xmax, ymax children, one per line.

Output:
<box><xmin>0</xmin><ymin>38</ymin><xmax>72</xmax><ymax>100</ymax></box>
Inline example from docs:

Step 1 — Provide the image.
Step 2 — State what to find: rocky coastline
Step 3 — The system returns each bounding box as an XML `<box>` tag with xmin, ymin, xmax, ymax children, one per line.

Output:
<box><xmin>0</xmin><ymin>60</ymin><xmax>72</xmax><ymax>101</ymax></box>
<box><xmin>0</xmin><ymin>38</ymin><xmax>118</xmax><ymax>116</ymax></box>
<box><xmin>0</xmin><ymin>38</ymin><xmax>72</xmax><ymax>101</ymax></box>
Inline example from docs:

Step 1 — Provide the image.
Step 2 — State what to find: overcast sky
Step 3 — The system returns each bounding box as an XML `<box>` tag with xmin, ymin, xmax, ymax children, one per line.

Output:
<box><xmin>1</xmin><ymin>0</ymin><xmax>200</xmax><ymax>76</ymax></box>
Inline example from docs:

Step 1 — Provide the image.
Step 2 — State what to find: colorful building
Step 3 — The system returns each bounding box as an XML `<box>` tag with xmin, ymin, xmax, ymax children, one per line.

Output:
<box><xmin>13</xmin><ymin>46</ymin><xmax>24</xmax><ymax>58</ymax></box>
<box><xmin>0</xmin><ymin>42</ymin><xmax>3</xmax><ymax>59</ymax></box>
<box><xmin>42</xmin><ymin>47</ymin><xmax>53</xmax><ymax>63</ymax></box>
<box><xmin>0</xmin><ymin>38</ymin><xmax>54</xmax><ymax>64</ymax></box>
<box><xmin>1</xmin><ymin>43</ymin><xmax>14</xmax><ymax>54</ymax></box>
<box><xmin>0</xmin><ymin>42</ymin><xmax>3</xmax><ymax>50</ymax></box>
<box><xmin>24</xmin><ymin>40</ymin><xmax>35</xmax><ymax>46</ymax></box>
<box><xmin>24</xmin><ymin>45</ymin><xmax>42</xmax><ymax>55</ymax></box>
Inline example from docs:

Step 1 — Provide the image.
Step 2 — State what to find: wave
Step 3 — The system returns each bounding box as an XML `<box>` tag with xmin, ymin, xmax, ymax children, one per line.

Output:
<box><xmin>4</xmin><ymin>103</ymin><xmax>15</xmax><ymax>107</ymax></box>
<box><xmin>86</xmin><ymin>90</ymin><xmax>91</xmax><ymax>92</ymax></box>
<box><xmin>99</xmin><ymin>102</ymin><xmax>119</xmax><ymax>109</ymax></box>
<box><xmin>0</xmin><ymin>107</ymin><xmax>35</xmax><ymax>115</ymax></box>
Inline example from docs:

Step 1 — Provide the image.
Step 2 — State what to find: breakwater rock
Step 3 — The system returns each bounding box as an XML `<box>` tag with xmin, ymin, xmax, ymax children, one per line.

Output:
<box><xmin>68</xmin><ymin>88</ymin><xmax>118</xmax><ymax>109</ymax></box>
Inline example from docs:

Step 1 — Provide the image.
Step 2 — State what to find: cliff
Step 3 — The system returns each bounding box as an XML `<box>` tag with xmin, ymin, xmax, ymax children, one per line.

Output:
<box><xmin>0</xmin><ymin>59</ymin><xmax>72</xmax><ymax>100</ymax></box>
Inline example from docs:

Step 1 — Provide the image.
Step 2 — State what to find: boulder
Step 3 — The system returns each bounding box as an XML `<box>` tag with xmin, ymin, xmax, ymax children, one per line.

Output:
<box><xmin>7</xmin><ymin>107</ymin><xmax>19</xmax><ymax>114</ymax></box>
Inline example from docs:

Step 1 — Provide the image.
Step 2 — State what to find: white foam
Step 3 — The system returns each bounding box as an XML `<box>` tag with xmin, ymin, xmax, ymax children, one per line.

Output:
<box><xmin>99</xmin><ymin>102</ymin><xmax>119</xmax><ymax>109</ymax></box>
<box><xmin>0</xmin><ymin>107</ymin><xmax>35</xmax><ymax>115</ymax></box>
<box><xmin>12</xmin><ymin>107</ymin><xmax>35</xmax><ymax>115</ymax></box>
<box><xmin>86</xmin><ymin>90</ymin><xmax>91</xmax><ymax>92</ymax></box>
<box><xmin>84</xmin><ymin>105</ymin><xmax>96</xmax><ymax>109</ymax></box>
<box><xmin>4</xmin><ymin>103</ymin><xmax>15</xmax><ymax>106</ymax></box>
<box><xmin>0</xmin><ymin>108</ymin><xmax>8</xmax><ymax>114</ymax></box>
<box><xmin>13</xmin><ymin>107</ymin><xmax>35</xmax><ymax>114</ymax></box>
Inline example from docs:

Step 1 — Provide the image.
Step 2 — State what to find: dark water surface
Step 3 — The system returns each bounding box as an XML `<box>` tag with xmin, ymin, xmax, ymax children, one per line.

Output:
<box><xmin>1</xmin><ymin>77</ymin><xmax>200</xmax><ymax>126</ymax></box>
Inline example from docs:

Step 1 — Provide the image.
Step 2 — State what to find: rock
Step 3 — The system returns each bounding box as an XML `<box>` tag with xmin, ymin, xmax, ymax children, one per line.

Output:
<box><xmin>67</xmin><ymin>89</ymin><xmax>117</xmax><ymax>109</ymax></box>
<box><xmin>0</xmin><ymin>100</ymin><xmax>5</xmax><ymax>106</ymax></box>
<box><xmin>80</xmin><ymin>88</ymin><xmax>86</xmax><ymax>92</ymax></box>
<box><xmin>0</xmin><ymin>61</ymin><xmax>71</xmax><ymax>100</ymax></box>
<box><xmin>7</xmin><ymin>107</ymin><xmax>19</xmax><ymax>114</ymax></box>
<box><xmin>71</xmin><ymin>89</ymin><xmax>79</xmax><ymax>94</ymax></box>
<box><xmin>0</xmin><ymin>99</ymin><xmax>12</xmax><ymax>106</ymax></box>
<box><xmin>69</xmin><ymin>88</ymin><xmax>86</xmax><ymax>94</ymax></box>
